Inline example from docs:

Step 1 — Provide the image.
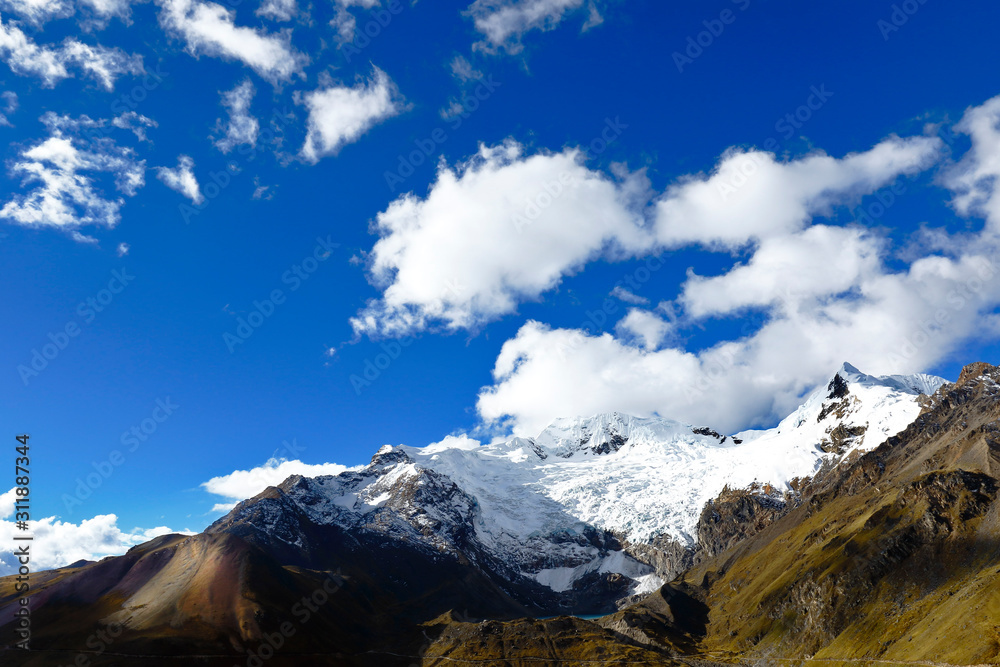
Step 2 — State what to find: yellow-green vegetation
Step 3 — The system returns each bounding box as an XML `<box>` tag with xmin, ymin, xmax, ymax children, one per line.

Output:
<box><xmin>647</xmin><ymin>363</ymin><xmax>1000</xmax><ymax>665</ymax></box>
<box><xmin>418</xmin><ymin>613</ymin><xmax>687</xmax><ymax>666</ymax></box>
<box><xmin>5</xmin><ymin>363</ymin><xmax>1000</xmax><ymax>666</ymax></box>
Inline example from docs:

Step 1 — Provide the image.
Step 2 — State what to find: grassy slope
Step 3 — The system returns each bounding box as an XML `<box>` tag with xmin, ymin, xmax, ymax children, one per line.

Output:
<box><xmin>671</xmin><ymin>364</ymin><xmax>1000</xmax><ymax>665</ymax></box>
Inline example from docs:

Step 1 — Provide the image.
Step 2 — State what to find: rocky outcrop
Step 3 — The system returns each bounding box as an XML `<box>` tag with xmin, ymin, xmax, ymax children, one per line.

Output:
<box><xmin>695</xmin><ymin>484</ymin><xmax>791</xmax><ymax>561</ymax></box>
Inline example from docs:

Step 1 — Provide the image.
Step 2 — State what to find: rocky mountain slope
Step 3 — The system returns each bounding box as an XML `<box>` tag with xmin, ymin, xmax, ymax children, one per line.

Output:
<box><xmin>209</xmin><ymin>362</ymin><xmax>945</xmax><ymax>613</ymax></box>
<box><xmin>406</xmin><ymin>362</ymin><xmax>1000</xmax><ymax>664</ymax></box>
<box><xmin>440</xmin><ymin>361</ymin><xmax>1000</xmax><ymax>664</ymax></box>
<box><xmin>7</xmin><ymin>361</ymin><xmax>987</xmax><ymax>666</ymax></box>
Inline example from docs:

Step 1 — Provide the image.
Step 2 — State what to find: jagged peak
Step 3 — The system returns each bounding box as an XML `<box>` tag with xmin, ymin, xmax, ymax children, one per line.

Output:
<box><xmin>831</xmin><ymin>362</ymin><xmax>947</xmax><ymax>397</ymax></box>
<box><xmin>956</xmin><ymin>361</ymin><xmax>1000</xmax><ymax>387</ymax></box>
<box><xmin>371</xmin><ymin>444</ymin><xmax>411</xmax><ymax>467</ymax></box>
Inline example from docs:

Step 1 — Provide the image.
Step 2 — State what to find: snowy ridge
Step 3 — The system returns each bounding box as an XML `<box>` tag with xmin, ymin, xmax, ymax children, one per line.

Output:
<box><xmin>239</xmin><ymin>363</ymin><xmax>946</xmax><ymax>600</ymax></box>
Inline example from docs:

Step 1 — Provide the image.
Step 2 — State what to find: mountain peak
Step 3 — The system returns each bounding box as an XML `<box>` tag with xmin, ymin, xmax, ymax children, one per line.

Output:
<box><xmin>839</xmin><ymin>361</ymin><xmax>862</xmax><ymax>375</ymax></box>
<box><xmin>828</xmin><ymin>362</ymin><xmax>947</xmax><ymax>398</ymax></box>
<box><xmin>956</xmin><ymin>361</ymin><xmax>1000</xmax><ymax>387</ymax></box>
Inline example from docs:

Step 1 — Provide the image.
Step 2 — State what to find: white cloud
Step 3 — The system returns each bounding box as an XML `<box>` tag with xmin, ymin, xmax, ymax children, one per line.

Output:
<box><xmin>472</xmin><ymin>96</ymin><xmax>1000</xmax><ymax>437</ymax></box>
<box><xmin>466</xmin><ymin>0</ymin><xmax>588</xmax><ymax>54</ymax></box>
<box><xmin>251</xmin><ymin>175</ymin><xmax>272</xmax><ymax>199</ymax></box>
<box><xmin>330</xmin><ymin>0</ymin><xmax>379</xmax><ymax>42</ymax></box>
<box><xmin>213</xmin><ymin>78</ymin><xmax>258</xmax><ymax>153</ymax></box>
<box><xmin>0</xmin><ymin>90</ymin><xmax>16</xmax><ymax>126</ymax></box>
<box><xmin>156</xmin><ymin>154</ymin><xmax>203</xmax><ymax>204</ymax></box>
<box><xmin>477</xmin><ymin>245</ymin><xmax>1000</xmax><ymax>435</ymax></box>
<box><xmin>201</xmin><ymin>457</ymin><xmax>349</xmax><ymax>508</ymax></box>
<box><xmin>419</xmin><ymin>434</ymin><xmax>482</xmax><ymax>454</ymax></box>
<box><xmin>0</xmin><ymin>487</ymin><xmax>16</xmax><ymax>518</ymax></box>
<box><xmin>1</xmin><ymin>113</ymin><xmax>145</xmax><ymax>232</ymax></box>
<box><xmin>352</xmin><ymin>134</ymin><xmax>946</xmax><ymax>338</ymax></box>
<box><xmin>112</xmin><ymin>111</ymin><xmax>157</xmax><ymax>142</ymax></box>
<box><xmin>615</xmin><ymin>308</ymin><xmax>671</xmax><ymax>349</ymax></box>
<box><xmin>0</xmin><ymin>0</ymin><xmax>132</xmax><ymax>23</ymax></box>
<box><xmin>351</xmin><ymin>140</ymin><xmax>653</xmax><ymax>337</ymax></box>
<box><xmin>80</xmin><ymin>0</ymin><xmax>133</xmax><ymax>20</ymax></box>
<box><xmin>449</xmin><ymin>54</ymin><xmax>483</xmax><ymax>82</ymax></box>
<box><xmin>298</xmin><ymin>66</ymin><xmax>404</xmax><ymax>162</ymax></box>
<box><xmin>0</xmin><ymin>0</ymin><xmax>73</xmax><ymax>24</ymax></box>
<box><xmin>116</xmin><ymin>241</ymin><xmax>129</xmax><ymax>256</ymax></box>
<box><xmin>158</xmin><ymin>0</ymin><xmax>308</xmax><ymax>83</ymax></box>
<box><xmin>610</xmin><ymin>285</ymin><xmax>648</xmax><ymax>305</ymax></box>
<box><xmin>0</xmin><ymin>16</ymin><xmax>144</xmax><ymax>89</ymax></box>
<box><xmin>256</xmin><ymin>0</ymin><xmax>296</xmax><ymax>21</ymax></box>
<box><xmin>944</xmin><ymin>94</ymin><xmax>1000</xmax><ymax>230</ymax></box>
<box><xmin>680</xmin><ymin>224</ymin><xmax>883</xmax><ymax>318</ymax></box>
<box><xmin>653</xmin><ymin>136</ymin><xmax>943</xmax><ymax>250</ymax></box>
<box><xmin>0</xmin><ymin>495</ymin><xmax>189</xmax><ymax>575</ymax></box>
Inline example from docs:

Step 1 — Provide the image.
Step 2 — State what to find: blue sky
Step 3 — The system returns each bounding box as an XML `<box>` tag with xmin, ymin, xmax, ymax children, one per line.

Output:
<box><xmin>3</xmin><ymin>0</ymin><xmax>1000</xmax><ymax>569</ymax></box>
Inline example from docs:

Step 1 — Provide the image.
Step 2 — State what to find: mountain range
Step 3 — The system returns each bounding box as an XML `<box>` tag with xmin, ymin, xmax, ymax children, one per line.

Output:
<box><xmin>4</xmin><ymin>361</ymin><xmax>1000</xmax><ymax>666</ymax></box>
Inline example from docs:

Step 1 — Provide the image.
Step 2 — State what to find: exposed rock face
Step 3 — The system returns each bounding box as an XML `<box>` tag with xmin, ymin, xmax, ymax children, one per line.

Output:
<box><xmin>827</xmin><ymin>372</ymin><xmax>850</xmax><ymax>399</ymax></box>
<box><xmin>819</xmin><ymin>423</ymin><xmax>867</xmax><ymax>453</ymax></box>
<box><xmin>209</xmin><ymin>453</ymin><xmax>635</xmax><ymax>615</ymax></box>
<box><xmin>0</xmin><ymin>362</ymin><xmax>974</xmax><ymax>666</ymax></box>
<box><xmin>615</xmin><ymin>361</ymin><xmax>1000</xmax><ymax>664</ymax></box>
<box><xmin>695</xmin><ymin>484</ymin><xmax>790</xmax><ymax>561</ymax></box>
<box><xmin>396</xmin><ymin>360</ymin><xmax>1000</xmax><ymax>664</ymax></box>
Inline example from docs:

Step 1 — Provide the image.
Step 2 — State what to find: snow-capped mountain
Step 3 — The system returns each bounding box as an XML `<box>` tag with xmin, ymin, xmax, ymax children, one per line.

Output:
<box><xmin>212</xmin><ymin>363</ymin><xmax>947</xmax><ymax>612</ymax></box>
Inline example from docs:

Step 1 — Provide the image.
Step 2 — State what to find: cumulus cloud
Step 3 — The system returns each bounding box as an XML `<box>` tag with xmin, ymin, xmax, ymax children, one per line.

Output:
<box><xmin>1</xmin><ymin>113</ymin><xmax>145</xmax><ymax>233</ymax></box>
<box><xmin>297</xmin><ymin>66</ymin><xmax>404</xmax><ymax>162</ymax></box>
<box><xmin>475</xmin><ymin>97</ymin><xmax>1000</xmax><ymax>436</ymax></box>
<box><xmin>351</xmin><ymin>140</ymin><xmax>653</xmax><ymax>336</ymax></box>
<box><xmin>680</xmin><ymin>224</ymin><xmax>883</xmax><ymax>318</ymax></box>
<box><xmin>944</xmin><ymin>94</ymin><xmax>1000</xmax><ymax>230</ymax></box>
<box><xmin>0</xmin><ymin>495</ymin><xmax>188</xmax><ymax>575</ymax></box>
<box><xmin>156</xmin><ymin>154</ymin><xmax>203</xmax><ymax>204</ymax></box>
<box><xmin>352</xmin><ymin>133</ymin><xmax>943</xmax><ymax>339</ymax></box>
<box><xmin>466</xmin><ymin>0</ymin><xmax>590</xmax><ymax>54</ymax></box>
<box><xmin>478</xmin><ymin>244</ymin><xmax>1000</xmax><ymax>436</ymax></box>
<box><xmin>202</xmin><ymin>457</ymin><xmax>349</xmax><ymax>511</ymax></box>
<box><xmin>0</xmin><ymin>0</ymin><xmax>132</xmax><ymax>23</ymax></box>
<box><xmin>213</xmin><ymin>78</ymin><xmax>258</xmax><ymax>153</ymax></box>
<box><xmin>158</xmin><ymin>0</ymin><xmax>308</xmax><ymax>83</ymax></box>
<box><xmin>653</xmin><ymin>136</ymin><xmax>943</xmax><ymax>250</ymax></box>
<box><xmin>0</xmin><ymin>16</ymin><xmax>144</xmax><ymax>89</ymax></box>
<box><xmin>615</xmin><ymin>308</ymin><xmax>671</xmax><ymax>349</ymax></box>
